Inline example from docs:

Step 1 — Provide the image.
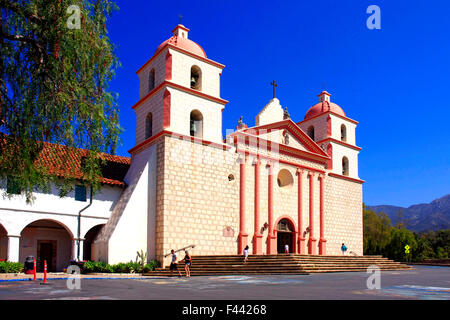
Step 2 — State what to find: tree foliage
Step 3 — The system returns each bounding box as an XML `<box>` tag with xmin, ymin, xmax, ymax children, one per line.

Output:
<box><xmin>0</xmin><ymin>0</ymin><xmax>121</xmax><ymax>202</ymax></box>
<box><xmin>363</xmin><ymin>204</ymin><xmax>450</xmax><ymax>261</ymax></box>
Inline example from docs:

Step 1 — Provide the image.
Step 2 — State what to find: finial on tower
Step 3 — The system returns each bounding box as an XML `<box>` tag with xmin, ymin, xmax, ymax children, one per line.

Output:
<box><xmin>283</xmin><ymin>106</ymin><xmax>290</xmax><ymax>120</ymax></box>
<box><xmin>318</xmin><ymin>91</ymin><xmax>331</xmax><ymax>103</ymax></box>
<box><xmin>172</xmin><ymin>23</ymin><xmax>189</xmax><ymax>39</ymax></box>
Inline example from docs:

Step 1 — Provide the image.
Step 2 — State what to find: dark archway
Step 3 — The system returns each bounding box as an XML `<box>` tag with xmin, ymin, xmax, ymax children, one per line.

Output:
<box><xmin>20</xmin><ymin>220</ymin><xmax>73</xmax><ymax>272</ymax></box>
<box><xmin>0</xmin><ymin>224</ymin><xmax>7</xmax><ymax>261</ymax></box>
<box><xmin>276</xmin><ymin>218</ymin><xmax>295</xmax><ymax>254</ymax></box>
<box><xmin>83</xmin><ymin>224</ymin><xmax>105</xmax><ymax>261</ymax></box>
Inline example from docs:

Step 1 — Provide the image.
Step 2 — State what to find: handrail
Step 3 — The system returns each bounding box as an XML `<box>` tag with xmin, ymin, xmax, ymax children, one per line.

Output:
<box><xmin>164</xmin><ymin>244</ymin><xmax>196</xmax><ymax>258</ymax></box>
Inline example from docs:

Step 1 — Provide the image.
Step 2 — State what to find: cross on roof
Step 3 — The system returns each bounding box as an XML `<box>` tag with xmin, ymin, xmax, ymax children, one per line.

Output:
<box><xmin>270</xmin><ymin>80</ymin><xmax>277</xmax><ymax>99</ymax></box>
<box><xmin>178</xmin><ymin>14</ymin><xmax>184</xmax><ymax>25</ymax></box>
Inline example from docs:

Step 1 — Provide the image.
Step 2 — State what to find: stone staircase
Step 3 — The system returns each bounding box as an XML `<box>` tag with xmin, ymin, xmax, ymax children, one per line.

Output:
<box><xmin>144</xmin><ymin>254</ymin><xmax>412</xmax><ymax>276</ymax></box>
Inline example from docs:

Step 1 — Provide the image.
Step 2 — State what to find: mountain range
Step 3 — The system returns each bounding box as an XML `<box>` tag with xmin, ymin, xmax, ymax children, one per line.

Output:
<box><xmin>366</xmin><ymin>194</ymin><xmax>450</xmax><ymax>232</ymax></box>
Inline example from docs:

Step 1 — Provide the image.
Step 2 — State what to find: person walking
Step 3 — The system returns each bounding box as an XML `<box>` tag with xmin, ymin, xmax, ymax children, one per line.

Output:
<box><xmin>243</xmin><ymin>245</ymin><xmax>249</xmax><ymax>264</ymax></box>
<box><xmin>341</xmin><ymin>243</ymin><xmax>348</xmax><ymax>256</ymax></box>
<box><xmin>184</xmin><ymin>250</ymin><xmax>192</xmax><ymax>278</ymax></box>
<box><xmin>169</xmin><ymin>249</ymin><xmax>182</xmax><ymax>277</ymax></box>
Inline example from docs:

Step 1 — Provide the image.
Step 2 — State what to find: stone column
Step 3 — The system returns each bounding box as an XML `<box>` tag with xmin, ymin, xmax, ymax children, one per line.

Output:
<box><xmin>253</xmin><ymin>159</ymin><xmax>263</xmax><ymax>254</ymax></box>
<box><xmin>238</xmin><ymin>155</ymin><xmax>248</xmax><ymax>254</ymax></box>
<box><xmin>308</xmin><ymin>172</ymin><xmax>317</xmax><ymax>255</ymax></box>
<box><xmin>74</xmin><ymin>238</ymin><xmax>85</xmax><ymax>261</ymax></box>
<box><xmin>296</xmin><ymin>169</ymin><xmax>306</xmax><ymax>254</ymax></box>
<box><xmin>7</xmin><ymin>235</ymin><xmax>20</xmax><ymax>262</ymax></box>
<box><xmin>318</xmin><ymin>174</ymin><xmax>327</xmax><ymax>255</ymax></box>
<box><xmin>267</xmin><ymin>163</ymin><xmax>276</xmax><ymax>254</ymax></box>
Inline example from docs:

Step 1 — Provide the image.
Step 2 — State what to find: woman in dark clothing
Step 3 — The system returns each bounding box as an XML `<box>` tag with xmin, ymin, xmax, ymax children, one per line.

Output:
<box><xmin>184</xmin><ymin>250</ymin><xmax>192</xmax><ymax>277</ymax></box>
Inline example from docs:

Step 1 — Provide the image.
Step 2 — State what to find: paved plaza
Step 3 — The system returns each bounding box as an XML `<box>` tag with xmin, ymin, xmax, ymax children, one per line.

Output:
<box><xmin>0</xmin><ymin>266</ymin><xmax>449</xmax><ymax>300</ymax></box>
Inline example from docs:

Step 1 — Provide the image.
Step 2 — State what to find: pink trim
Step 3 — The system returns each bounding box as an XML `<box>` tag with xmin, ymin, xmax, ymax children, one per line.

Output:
<box><xmin>172</xmin><ymin>25</ymin><xmax>190</xmax><ymax>33</ymax></box>
<box><xmin>165</xmin><ymin>51</ymin><xmax>172</xmax><ymax>81</ymax></box>
<box><xmin>242</xmin><ymin>119</ymin><xmax>328</xmax><ymax>157</ymax></box>
<box><xmin>253</xmin><ymin>160</ymin><xmax>262</xmax><ymax>254</ymax></box>
<box><xmin>267</xmin><ymin>163</ymin><xmax>276</xmax><ymax>254</ymax></box>
<box><xmin>296</xmin><ymin>169</ymin><xmax>306</xmax><ymax>254</ymax></box>
<box><xmin>316</xmin><ymin>137</ymin><xmax>362</xmax><ymax>151</ymax></box>
<box><xmin>318</xmin><ymin>174</ymin><xmax>326</xmax><ymax>255</ymax></box>
<box><xmin>163</xmin><ymin>89</ymin><xmax>171</xmax><ymax>129</ymax></box>
<box><xmin>236</xmin><ymin>149</ymin><xmax>326</xmax><ymax>174</ymax></box>
<box><xmin>308</xmin><ymin>172</ymin><xmax>317</xmax><ymax>255</ymax></box>
<box><xmin>238</xmin><ymin>156</ymin><xmax>248</xmax><ymax>254</ymax></box>
<box><xmin>326</xmin><ymin>143</ymin><xmax>333</xmax><ymax>170</ymax></box>
<box><xmin>328</xmin><ymin>172</ymin><xmax>365</xmax><ymax>184</ymax></box>
<box><xmin>297</xmin><ymin>111</ymin><xmax>359</xmax><ymax>125</ymax></box>
<box><xmin>132</xmin><ymin>81</ymin><xmax>228</xmax><ymax>111</ymax></box>
<box><xmin>326</xmin><ymin>115</ymin><xmax>332</xmax><ymax>137</ymax></box>
<box><xmin>273</xmin><ymin>215</ymin><xmax>298</xmax><ymax>254</ymax></box>
<box><xmin>128</xmin><ymin>130</ymin><xmax>231</xmax><ymax>156</ymax></box>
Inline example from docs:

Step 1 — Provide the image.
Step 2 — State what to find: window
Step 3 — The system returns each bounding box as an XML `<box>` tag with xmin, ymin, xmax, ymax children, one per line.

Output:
<box><xmin>75</xmin><ymin>185</ymin><xmax>87</xmax><ymax>202</ymax></box>
<box><xmin>148</xmin><ymin>69</ymin><xmax>155</xmax><ymax>92</ymax></box>
<box><xmin>190</xmin><ymin>110</ymin><xmax>203</xmax><ymax>138</ymax></box>
<box><xmin>342</xmin><ymin>157</ymin><xmax>349</xmax><ymax>176</ymax></box>
<box><xmin>307</xmin><ymin>126</ymin><xmax>315</xmax><ymax>141</ymax></box>
<box><xmin>145</xmin><ymin>113</ymin><xmax>153</xmax><ymax>139</ymax></box>
<box><xmin>190</xmin><ymin>65</ymin><xmax>202</xmax><ymax>90</ymax></box>
<box><xmin>341</xmin><ymin>124</ymin><xmax>347</xmax><ymax>142</ymax></box>
<box><xmin>7</xmin><ymin>176</ymin><xmax>21</xmax><ymax>195</ymax></box>
<box><xmin>277</xmin><ymin>169</ymin><xmax>294</xmax><ymax>188</ymax></box>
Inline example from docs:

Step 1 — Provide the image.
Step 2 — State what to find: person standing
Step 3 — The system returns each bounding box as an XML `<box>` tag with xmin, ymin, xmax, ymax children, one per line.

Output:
<box><xmin>243</xmin><ymin>245</ymin><xmax>249</xmax><ymax>264</ymax></box>
<box><xmin>169</xmin><ymin>249</ymin><xmax>182</xmax><ymax>277</ymax></box>
<box><xmin>284</xmin><ymin>244</ymin><xmax>289</xmax><ymax>254</ymax></box>
<box><xmin>184</xmin><ymin>250</ymin><xmax>192</xmax><ymax>278</ymax></box>
<box><xmin>341</xmin><ymin>243</ymin><xmax>348</xmax><ymax>256</ymax></box>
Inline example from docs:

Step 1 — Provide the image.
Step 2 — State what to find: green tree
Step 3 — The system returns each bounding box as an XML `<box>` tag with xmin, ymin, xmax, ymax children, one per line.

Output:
<box><xmin>0</xmin><ymin>0</ymin><xmax>121</xmax><ymax>203</ymax></box>
<box><xmin>386</xmin><ymin>228</ymin><xmax>417</xmax><ymax>262</ymax></box>
<box><xmin>363</xmin><ymin>205</ymin><xmax>392</xmax><ymax>255</ymax></box>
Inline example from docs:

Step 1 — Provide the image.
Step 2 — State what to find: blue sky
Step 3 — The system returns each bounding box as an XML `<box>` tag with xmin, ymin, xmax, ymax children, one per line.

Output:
<box><xmin>106</xmin><ymin>0</ymin><xmax>450</xmax><ymax>207</ymax></box>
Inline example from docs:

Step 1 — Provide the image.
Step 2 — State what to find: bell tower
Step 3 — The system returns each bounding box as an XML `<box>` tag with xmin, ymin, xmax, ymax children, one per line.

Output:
<box><xmin>298</xmin><ymin>91</ymin><xmax>361</xmax><ymax>179</ymax></box>
<box><xmin>132</xmin><ymin>25</ymin><xmax>227</xmax><ymax>146</ymax></box>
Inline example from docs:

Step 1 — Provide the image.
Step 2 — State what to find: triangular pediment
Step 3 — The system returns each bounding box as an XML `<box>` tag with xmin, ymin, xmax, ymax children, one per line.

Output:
<box><xmin>242</xmin><ymin>119</ymin><xmax>328</xmax><ymax>157</ymax></box>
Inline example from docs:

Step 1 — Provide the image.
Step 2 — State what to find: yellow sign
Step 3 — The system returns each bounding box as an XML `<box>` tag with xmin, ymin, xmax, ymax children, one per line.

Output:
<box><xmin>405</xmin><ymin>244</ymin><xmax>410</xmax><ymax>254</ymax></box>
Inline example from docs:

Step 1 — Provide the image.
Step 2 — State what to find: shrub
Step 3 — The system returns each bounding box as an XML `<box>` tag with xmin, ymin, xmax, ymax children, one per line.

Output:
<box><xmin>0</xmin><ymin>261</ymin><xmax>24</xmax><ymax>273</ymax></box>
<box><xmin>82</xmin><ymin>261</ymin><xmax>95</xmax><ymax>274</ymax></box>
<box><xmin>144</xmin><ymin>260</ymin><xmax>160</xmax><ymax>272</ymax></box>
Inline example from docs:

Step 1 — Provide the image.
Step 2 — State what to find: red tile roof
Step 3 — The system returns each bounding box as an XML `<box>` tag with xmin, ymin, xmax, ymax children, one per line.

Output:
<box><xmin>2</xmin><ymin>139</ymin><xmax>130</xmax><ymax>187</ymax></box>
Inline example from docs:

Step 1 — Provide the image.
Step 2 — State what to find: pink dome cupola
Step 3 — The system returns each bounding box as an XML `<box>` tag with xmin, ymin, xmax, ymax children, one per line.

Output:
<box><xmin>304</xmin><ymin>91</ymin><xmax>346</xmax><ymax>120</ymax></box>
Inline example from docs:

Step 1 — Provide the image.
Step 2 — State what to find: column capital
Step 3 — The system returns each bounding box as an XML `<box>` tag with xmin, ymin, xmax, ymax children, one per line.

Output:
<box><xmin>238</xmin><ymin>153</ymin><xmax>247</xmax><ymax>164</ymax></box>
<box><xmin>253</xmin><ymin>158</ymin><xmax>261</xmax><ymax>166</ymax></box>
<box><xmin>307</xmin><ymin>171</ymin><xmax>315</xmax><ymax>178</ymax></box>
<box><xmin>296</xmin><ymin>168</ymin><xmax>304</xmax><ymax>175</ymax></box>
<box><xmin>318</xmin><ymin>173</ymin><xmax>326</xmax><ymax>180</ymax></box>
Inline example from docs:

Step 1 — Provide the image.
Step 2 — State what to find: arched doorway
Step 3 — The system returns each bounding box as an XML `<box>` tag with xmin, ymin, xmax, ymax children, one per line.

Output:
<box><xmin>83</xmin><ymin>224</ymin><xmax>104</xmax><ymax>261</ymax></box>
<box><xmin>0</xmin><ymin>224</ymin><xmax>7</xmax><ymax>261</ymax></box>
<box><xmin>276</xmin><ymin>219</ymin><xmax>295</xmax><ymax>254</ymax></box>
<box><xmin>20</xmin><ymin>220</ymin><xmax>73</xmax><ymax>272</ymax></box>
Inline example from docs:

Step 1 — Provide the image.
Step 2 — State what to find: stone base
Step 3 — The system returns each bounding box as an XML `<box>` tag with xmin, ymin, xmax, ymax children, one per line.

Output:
<box><xmin>297</xmin><ymin>237</ymin><xmax>306</xmax><ymax>254</ymax></box>
<box><xmin>319</xmin><ymin>239</ymin><xmax>327</xmax><ymax>256</ymax></box>
<box><xmin>308</xmin><ymin>237</ymin><xmax>317</xmax><ymax>255</ymax></box>
<box><xmin>238</xmin><ymin>233</ymin><xmax>248</xmax><ymax>254</ymax></box>
<box><xmin>266</xmin><ymin>234</ymin><xmax>277</xmax><ymax>254</ymax></box>
<box><xmin>253</xmin><ymin>234</ymin><xmax>263</xmax><ymax>254</ymax></box>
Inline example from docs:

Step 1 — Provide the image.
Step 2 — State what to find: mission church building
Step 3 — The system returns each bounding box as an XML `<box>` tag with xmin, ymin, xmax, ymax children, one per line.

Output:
<box><xmin>0</xmin><ymin>25</ymin><xmax>363</xmax><ymax>270</ymax></box>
